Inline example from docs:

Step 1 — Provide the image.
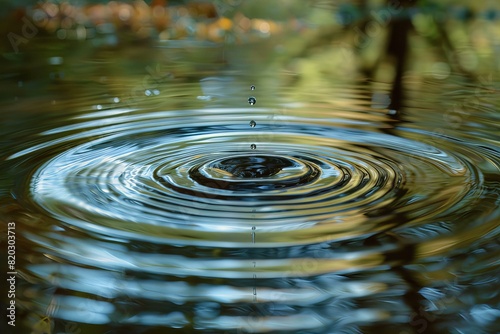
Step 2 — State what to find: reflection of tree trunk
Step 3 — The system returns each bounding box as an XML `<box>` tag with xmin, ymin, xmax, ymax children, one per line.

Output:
<box><xmin>386</xmin><ymin>8</ymin><xmax>412</xmax><ymax>112</ymax></box>
<box><xmin>383</xmin><ymin>0</ymin><xmax>418</xmax><ymax>114</ymax></box>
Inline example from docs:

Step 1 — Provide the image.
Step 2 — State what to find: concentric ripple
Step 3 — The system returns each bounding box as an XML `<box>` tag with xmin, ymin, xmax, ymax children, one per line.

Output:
<box><xmin>12</xmin><ymin>106</ymin><xmax>500</xmax><ymax>333</ymax></box>
<box><xmin>26</xmin><ymin>108</ymin><xmax>483</xmax><ymax>249</ymax></box>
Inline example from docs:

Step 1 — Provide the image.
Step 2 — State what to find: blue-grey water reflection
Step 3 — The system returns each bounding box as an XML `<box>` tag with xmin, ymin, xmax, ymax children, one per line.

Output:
<box><xmin>1</xmin><ymin>1</ymin><xmax>499</xmax><ymax>333</ymax></box>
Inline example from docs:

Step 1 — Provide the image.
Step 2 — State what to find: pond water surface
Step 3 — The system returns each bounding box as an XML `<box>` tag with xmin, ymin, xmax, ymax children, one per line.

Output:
<box><xmin>1</xmin><ymin>2</ymin><xmax>500</xmax><ymax>334</ymax></box>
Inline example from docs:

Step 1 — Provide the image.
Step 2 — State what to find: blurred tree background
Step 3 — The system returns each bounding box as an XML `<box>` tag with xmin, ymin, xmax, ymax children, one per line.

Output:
<box><xmin>0</xmin><ymin>0</ymin><xmax>499</xmax><ymax>112</ymax></box>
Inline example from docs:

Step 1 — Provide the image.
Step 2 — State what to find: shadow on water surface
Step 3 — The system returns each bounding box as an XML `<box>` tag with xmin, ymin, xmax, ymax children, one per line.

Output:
<box><xmin>0</xmin><ymin>1</ymin><xmax>499</xmax><ymax>333</ymax></box>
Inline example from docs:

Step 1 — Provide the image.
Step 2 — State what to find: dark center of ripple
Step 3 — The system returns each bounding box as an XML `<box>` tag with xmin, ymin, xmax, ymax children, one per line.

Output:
<box><xmin>211</xmin><ymin>155</ymin><xmax>293</xmax><ymax>178</ymax></box>
<box><xmin>163</xmin><ymin>154</ymin><xmax>323</xmax><ymax>192</ymax></box>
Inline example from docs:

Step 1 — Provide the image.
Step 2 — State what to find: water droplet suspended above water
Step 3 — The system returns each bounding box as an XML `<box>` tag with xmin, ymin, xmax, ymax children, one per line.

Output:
<box><xmin>250</xmin><ymin>144</ymin><xmax>256</xmax><ymax>150</ymax></box>
<box><xmin>249</xmin><ymin>120</ymin><xmax>256</xmax><ymax>128</ymax></box>
<box><xmin>250</xmin><ymin>85</ymin><xmax>255</xmax><ymax>91</ymax></box>
<box><xmin>248</xmin><ymin>97</ymin><xmax>256</xmax><ymax>105</ymax></box>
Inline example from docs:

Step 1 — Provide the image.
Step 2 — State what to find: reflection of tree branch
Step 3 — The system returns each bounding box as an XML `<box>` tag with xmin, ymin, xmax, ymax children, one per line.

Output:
<box><xmin>433</xmin><ymin>18</ymin><xmax>477</xmax><ymax>81</ymax></box>
<box><xmin>280</xmin><ymin>1</ymin><xmax>370</xmax><ymax>61</ymax></box>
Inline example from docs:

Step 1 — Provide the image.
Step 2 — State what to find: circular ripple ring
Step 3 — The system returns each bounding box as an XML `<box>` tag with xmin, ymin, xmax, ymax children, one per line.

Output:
<box><xmin>28</xmin><ymin>110</ymin><xmax>480</xmax><ymax>248</ymax></box>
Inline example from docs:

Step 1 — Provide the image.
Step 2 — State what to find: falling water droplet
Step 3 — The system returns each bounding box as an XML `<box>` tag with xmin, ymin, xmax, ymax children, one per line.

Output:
<box><xmin>248</xmin><ymin>97</ymin><xmax>256</xmax><ymax>105</ymax></box>
<box><xmin>252</xmin><ymin>226</ymin><xmax>256</xmax><ymax>243</ymax></box>
<box><xmin>250</xmin><ymin>144</ymin><xmax>256</xmax><ymax>150</ymax></box>
<box><xmin>250</xmin><ymin>120</ymin><xmax>256</xmax><ymax>128</ymax></box>
<box><xmin>250</xmin><ymin>85</ymin><xmax>255</xmax><ymax>91</ymax></box>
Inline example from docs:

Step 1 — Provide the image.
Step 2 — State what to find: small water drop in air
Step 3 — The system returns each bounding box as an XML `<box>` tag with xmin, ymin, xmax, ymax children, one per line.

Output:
<box><xmin>250</xmin><ymin>144</ymin><xmax>256</xmax><ymax>150</ymax></box>
<box><xmin>250</xmin><ymin>120</ymin><xmax>256</xmax><ymax>128</ymax></box>
<box><xmin>248</xmin><ymin>97</ymin><xmax>256</xmax><ymax>105</ymax></box>
<box><xmin>250</xmin><ymin>85</ymin><xmax>255</xmax><ymax>91</ymax></box>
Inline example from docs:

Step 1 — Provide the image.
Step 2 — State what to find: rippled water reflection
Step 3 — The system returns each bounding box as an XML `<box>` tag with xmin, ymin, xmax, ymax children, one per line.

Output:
<box><xmin>1</xmin><ymin>6</ymin><xmax>500</xmax><ymax>334</ymax></box>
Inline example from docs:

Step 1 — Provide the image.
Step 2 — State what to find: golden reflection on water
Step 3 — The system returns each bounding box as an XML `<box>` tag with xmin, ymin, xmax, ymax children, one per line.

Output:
<box><xmin>1</xmin><ymin>1</ymin><xmax>499</xmax><ymax>334</ymax></box>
